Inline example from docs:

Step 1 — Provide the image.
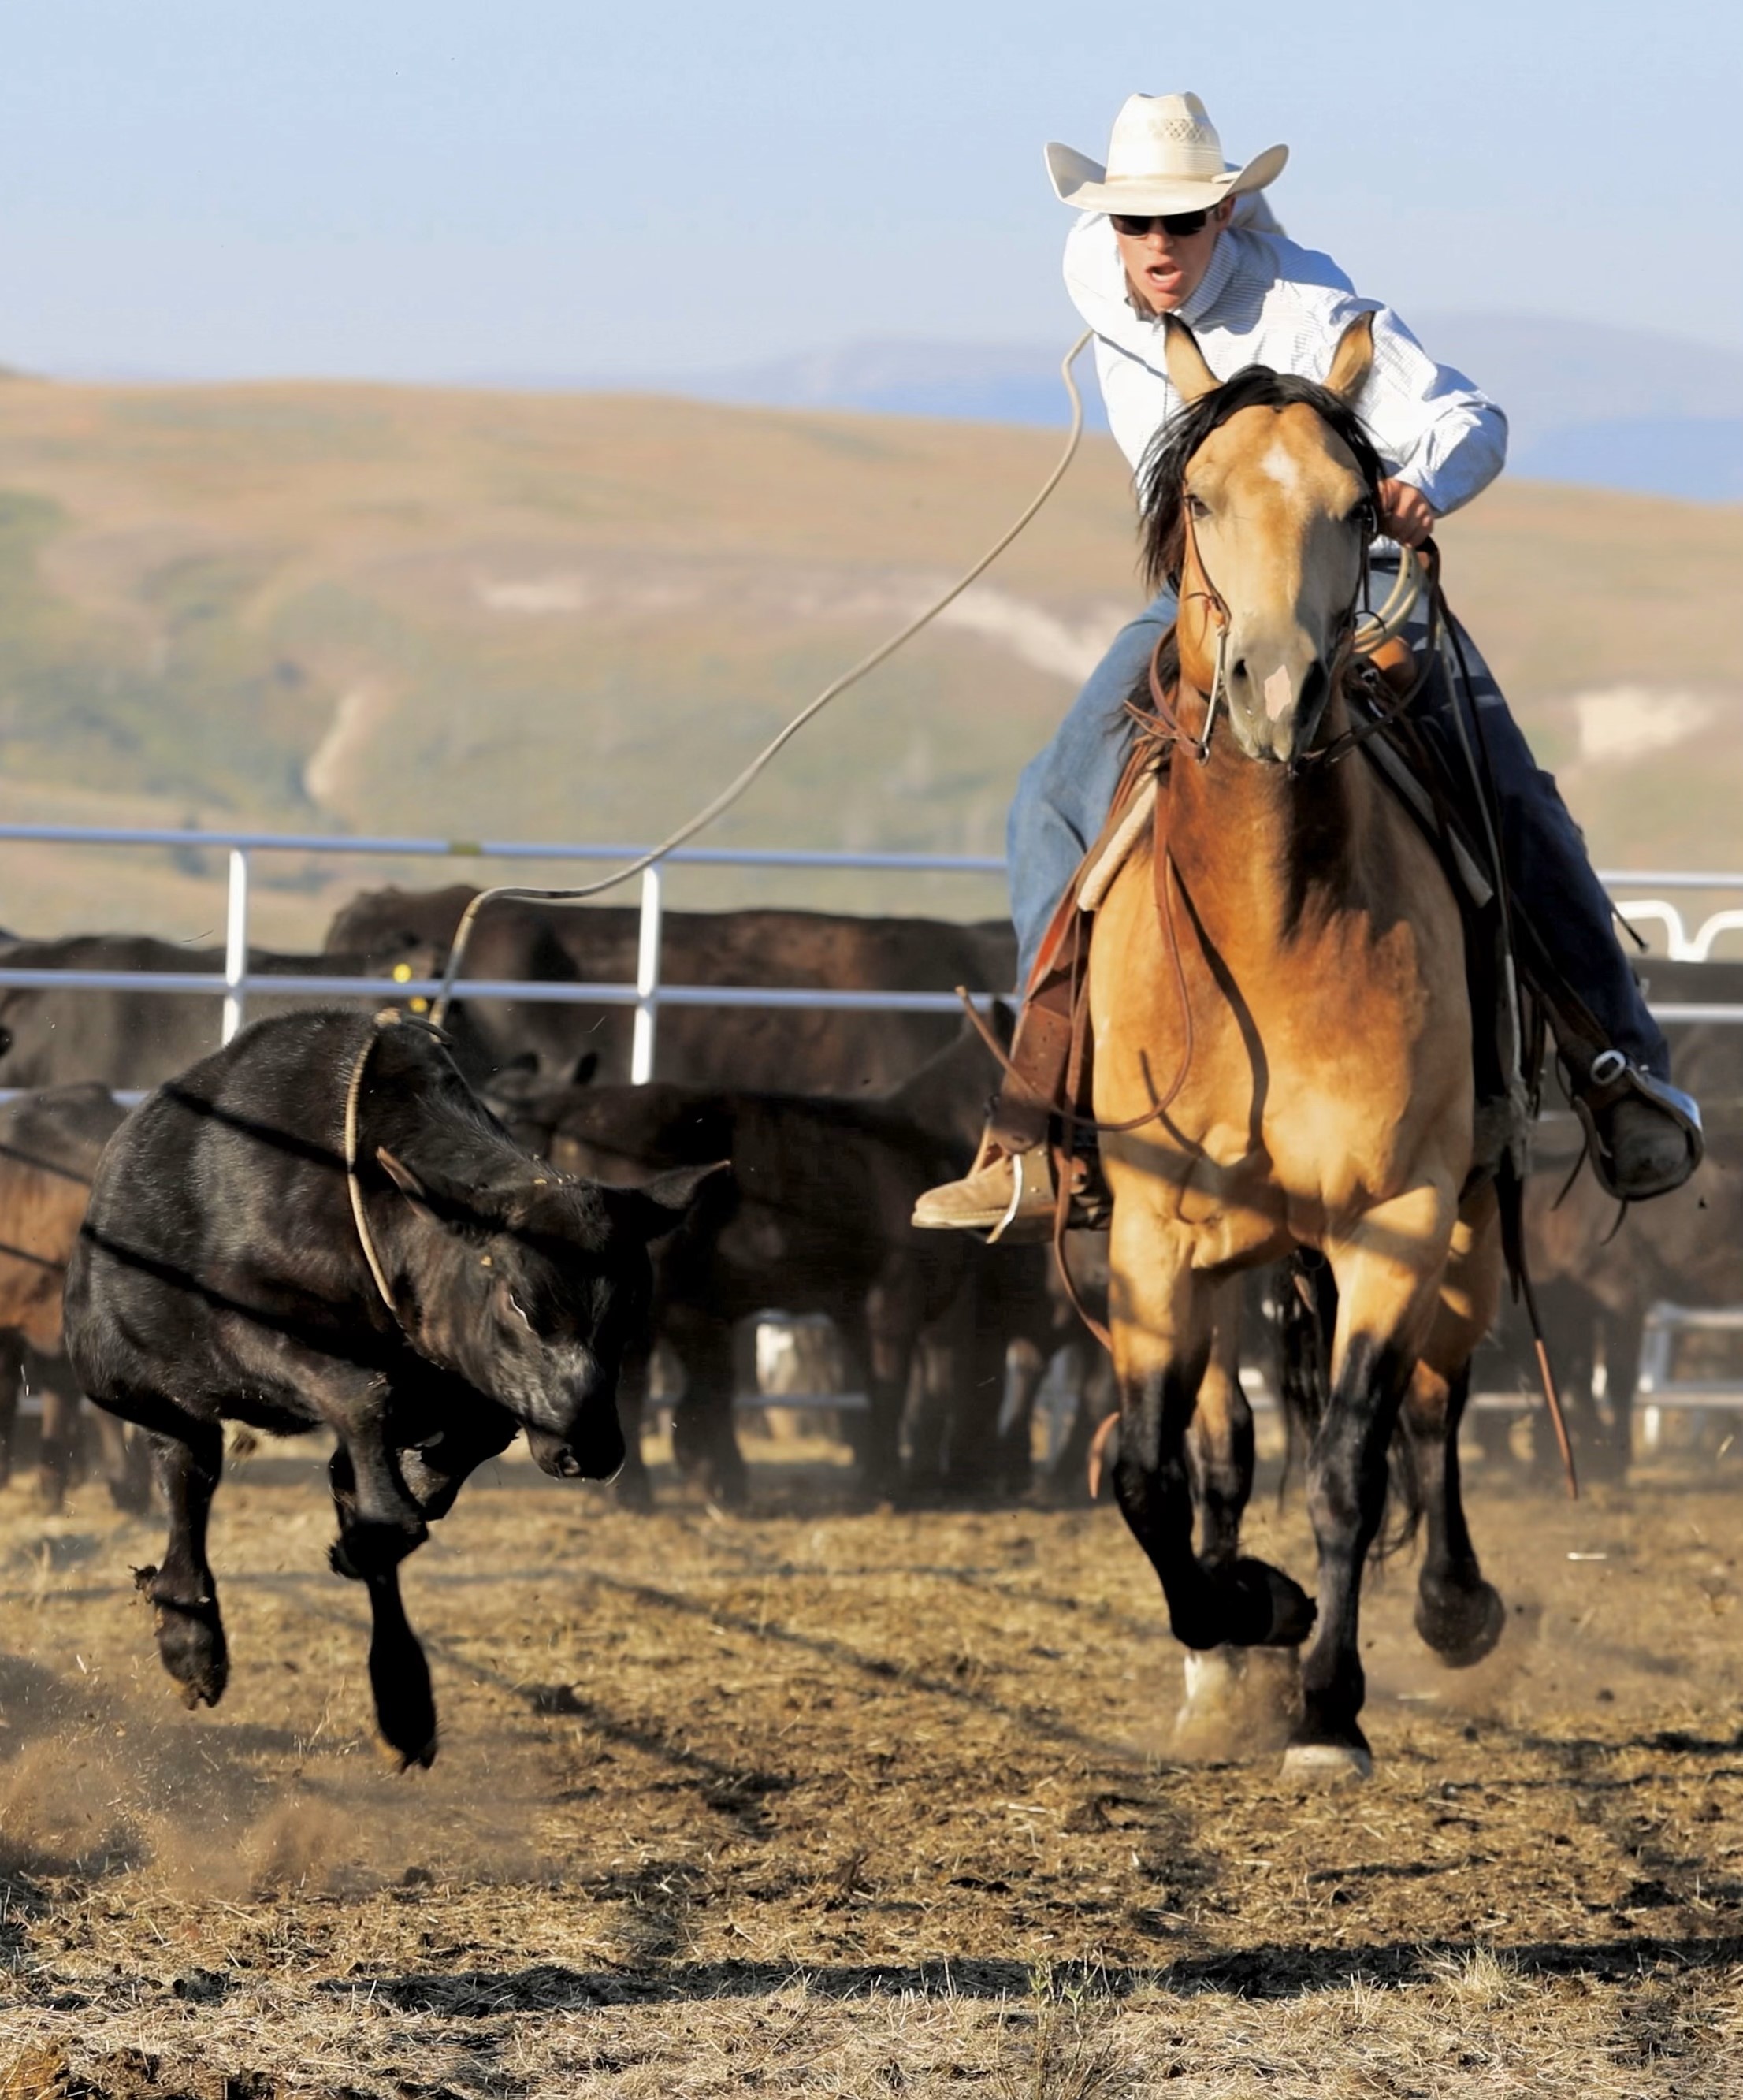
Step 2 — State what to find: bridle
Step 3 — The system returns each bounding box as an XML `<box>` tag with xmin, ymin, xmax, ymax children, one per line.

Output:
<box><xmin>1150</xmin><ymin>464</ymin><xmax>1437</xmax><ymax>774</ymax></box>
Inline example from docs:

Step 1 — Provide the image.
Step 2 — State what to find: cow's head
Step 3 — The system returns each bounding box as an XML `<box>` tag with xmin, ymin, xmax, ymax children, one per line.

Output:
<box><xmin>374</xmin><ymin>1147</ymin><xmax>721</xmax><ymax>1479</ymax></box>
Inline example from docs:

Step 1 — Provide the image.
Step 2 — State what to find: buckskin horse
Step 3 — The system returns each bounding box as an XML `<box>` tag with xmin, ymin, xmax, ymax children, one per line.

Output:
<box><xmin>1083</xmin><ymin>311</ymin><xmax>1504</xmax><ymax>1781</ymax></box>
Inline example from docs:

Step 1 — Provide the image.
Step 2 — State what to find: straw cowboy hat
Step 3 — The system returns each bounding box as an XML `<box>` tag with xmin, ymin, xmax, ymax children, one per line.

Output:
<box><xmin>1045</xmin><ymin>92</ymin><xmax>1288</xmax><ymax>215</ymax></box>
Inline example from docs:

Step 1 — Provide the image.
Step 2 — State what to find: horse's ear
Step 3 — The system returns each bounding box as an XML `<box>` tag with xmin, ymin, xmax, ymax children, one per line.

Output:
<box><xmin>1163</xmin><ymin>316</ymin><xmax>1219</xmax><ymax>404</ymax></box>
<box><xmin>1325</xmin><ymin>311</ymin><xmax>1376</xmax><ymax>404</ymax></box>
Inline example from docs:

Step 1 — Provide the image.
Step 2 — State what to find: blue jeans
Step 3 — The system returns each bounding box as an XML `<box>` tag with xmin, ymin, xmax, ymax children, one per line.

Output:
<box><xmin>1006</xmin><ymin>574</ymin><xmax>1667</xmax><ymax>1077</ymax></box>
<box><xmin>1009</xmin><ymin>584</ymin><xmax>1181</xmax><ymax>989</ymax></box>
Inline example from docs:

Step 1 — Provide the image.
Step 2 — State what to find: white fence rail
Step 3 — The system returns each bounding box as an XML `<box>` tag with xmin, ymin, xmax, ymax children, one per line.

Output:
<box><xmin>0</xmin><ymin>823</ymin><xmax>1737</xmax><ymax>1085</ymax></box>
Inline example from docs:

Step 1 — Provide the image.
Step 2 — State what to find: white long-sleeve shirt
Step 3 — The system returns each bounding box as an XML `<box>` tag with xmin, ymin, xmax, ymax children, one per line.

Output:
<box><xmin>1063</xmin><ymin>214</ymin><xmax>1507</xmax><ymax>518</ymax></box>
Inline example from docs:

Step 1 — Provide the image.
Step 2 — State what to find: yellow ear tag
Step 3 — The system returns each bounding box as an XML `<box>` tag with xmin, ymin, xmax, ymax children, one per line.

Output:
<box><xmin>392</xmin><ymin>962</ymin><xmax>413</xmax><ymax>983</ymax></box>
<box><xmin>480</xmin><ymin>1254</ymin><xmax>492</xmax><ymax>1267</ymax></box>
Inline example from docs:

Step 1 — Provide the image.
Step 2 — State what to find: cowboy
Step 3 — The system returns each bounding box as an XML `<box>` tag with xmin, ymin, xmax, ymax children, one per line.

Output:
<box><xmin>916</xmin><ymin>91</ymin><xmax>1702</xmax><ymax>1235</ymax></box>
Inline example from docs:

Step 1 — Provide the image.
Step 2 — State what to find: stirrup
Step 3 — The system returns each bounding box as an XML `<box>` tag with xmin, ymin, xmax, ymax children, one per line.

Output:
<box><xmin>988</xmin><ymin>1147</ymin><xmax>1056</xmax><ymax>1244</ymax></box>
<box><xmin>991</xmin><ymin>1143</ymin><xmax>1113</xmax><ymax>1241</ymax></box>
<box><xmin>1572</xmin><ymin>1052</ymin><xmax>1704</xmax><ymax>1202</ymax></box>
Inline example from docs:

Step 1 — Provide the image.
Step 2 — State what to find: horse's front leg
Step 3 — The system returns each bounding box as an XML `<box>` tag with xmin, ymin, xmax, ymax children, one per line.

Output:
<box><xmin>1173</xmin><ymin>1276</ymin><xmax>1315</xmax><ymax>1751</ymax></box>
<box><xmin>1408</xmin><ymin>1187</ymin><xmax>1507</xmax><ymax>1667</ymax></box>
<box><xmin>1290</xmin><ymin>1180</ymin><xmax>1457</xmax><ymax>1781</ymax></box>
<box><xmin>1108</xmin><ymin>1222</ymin><xmax>1310</xmax><ymax>1652</ymax></box>
<box><xmin>1186</xmin><ymin>1276</ymin><xmax>1254</xmax><ymax>1567</ymax></box>
<box><xmin>1106</xmin><ymin>1222</ymin><xmax>1213</xmax><ymax>1643</ymax></box>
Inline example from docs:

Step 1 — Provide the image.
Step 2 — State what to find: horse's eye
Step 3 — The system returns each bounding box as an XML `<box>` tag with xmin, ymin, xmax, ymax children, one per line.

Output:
<box><xmin>1186</xmin><ymin>494</ymin><xmax>1211</xmax><ymax>522</ymax></box>
<box><xmin>1347</xmin><ymin>498</ymin><xmax>1376</xmax><ymax>533</ymax></box>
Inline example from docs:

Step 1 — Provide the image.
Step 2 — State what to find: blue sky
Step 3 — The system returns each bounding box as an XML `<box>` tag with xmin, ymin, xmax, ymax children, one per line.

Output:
<box><xmin>0</xmin><ymin>0</ymin><xmax>1737</xmax><ymax>381</ymax></box>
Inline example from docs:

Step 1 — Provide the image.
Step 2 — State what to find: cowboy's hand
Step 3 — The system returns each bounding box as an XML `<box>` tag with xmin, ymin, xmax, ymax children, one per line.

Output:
<box><xmin>1377</xmin><ymin>478</ymin><xmax>1436</xmax><ymax>549</ymax></box>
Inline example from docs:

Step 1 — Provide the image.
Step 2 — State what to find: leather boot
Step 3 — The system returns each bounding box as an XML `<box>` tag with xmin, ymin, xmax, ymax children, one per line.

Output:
<box><xmin>912</xmin><ymin>1133</ymin><xmax>1110</xmax><ymax>1240</ymax></box>
<box><xmin>912</xmin><ymin>979</ymin><xmax>1110</xmax><ymax>1239</ymax></box>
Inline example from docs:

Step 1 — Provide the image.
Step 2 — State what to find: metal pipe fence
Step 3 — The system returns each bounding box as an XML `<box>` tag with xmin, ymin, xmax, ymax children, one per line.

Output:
<box><xmin>0</xmin><ymin>822</ymin><xmax>1737</xmax><ymax>1085</ymax></box>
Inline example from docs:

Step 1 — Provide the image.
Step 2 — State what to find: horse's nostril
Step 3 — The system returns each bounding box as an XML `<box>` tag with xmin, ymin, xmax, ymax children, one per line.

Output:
<box><xmin>1231</xmin><ymin>657</ymin><xmax>1247</xmax><ymax>683</ymax></box>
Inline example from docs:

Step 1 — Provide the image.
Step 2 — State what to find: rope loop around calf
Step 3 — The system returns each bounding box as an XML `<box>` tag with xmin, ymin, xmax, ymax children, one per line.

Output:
<box><xmin>345</xmin><ymin>1009</ymin><xmax>405</xmax><ymax>1318</ymax></box>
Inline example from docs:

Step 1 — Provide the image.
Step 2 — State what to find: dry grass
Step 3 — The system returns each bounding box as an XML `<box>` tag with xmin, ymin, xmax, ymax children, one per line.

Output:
<box><xmin>2</xmin><ymin>1436</ymin><xmax>1743</xmax><ymax>2094</ymax></box>
<box><xmin>0</xmin><ymin>380</ymin><xmax>1733</xmax><ymax>948</ymax></box>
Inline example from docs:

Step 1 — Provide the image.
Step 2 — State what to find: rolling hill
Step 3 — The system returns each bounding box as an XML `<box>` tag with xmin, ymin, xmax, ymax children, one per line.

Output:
<box><xmin>0</xmin><ymin>374</ymin><xmax>1734</xmax><ymax>948</ymax></box>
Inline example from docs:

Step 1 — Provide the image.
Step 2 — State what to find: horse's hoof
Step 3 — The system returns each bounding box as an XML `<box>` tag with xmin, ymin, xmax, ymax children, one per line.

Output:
<box><xmin>1282</xmin><ymin>1741</ymin><xmax>1373</xmax><ymax>1785</ymax></box>
<box><xmin>1173</xmin><ymin>1645</ymin><xmax>1299</xmax><ymax>1759</ymax></box>
<box><xmin>1221</xmin><ymin>1558</ymin><xmax>1316</xmax><ymax>1648</ymax></box>
<box><xmin>1415</xmin><ymin>1578</ymin><xmax>1506</xmax><ymax>1669</ymax></box>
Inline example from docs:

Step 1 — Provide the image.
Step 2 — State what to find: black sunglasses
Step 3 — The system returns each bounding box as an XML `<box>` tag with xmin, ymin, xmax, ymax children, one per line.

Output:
<box><xmin>1109</xmin><ymin>208</ymin><xmax>1213</xmax><ymax>238</ymax></box>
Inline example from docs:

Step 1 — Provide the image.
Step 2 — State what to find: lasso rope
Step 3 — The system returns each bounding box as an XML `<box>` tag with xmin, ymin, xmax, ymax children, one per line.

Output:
<box><xmin>344</xmin><ymin>1012</ymin><xmax>399</xmax><ymax>1314</ymax></box>
<box><xmin>431</xmin><ymin>329</ymin><xmax>1098</xmax><ymax>1027</ymax></box>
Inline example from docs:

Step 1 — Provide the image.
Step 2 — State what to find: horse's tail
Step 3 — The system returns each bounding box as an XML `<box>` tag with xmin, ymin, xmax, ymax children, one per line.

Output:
<box><xmin>1266</xmin><ymin>1251</ymin><xmax>1424</xmax><ymax>1558</ymax></box>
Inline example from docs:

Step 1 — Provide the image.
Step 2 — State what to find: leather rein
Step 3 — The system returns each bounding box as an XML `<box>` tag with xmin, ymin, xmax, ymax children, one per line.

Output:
<box><xmin>1148</xmin><ymin>500</ymin><xmax>1444</xmax><ymax>775</ymax></box>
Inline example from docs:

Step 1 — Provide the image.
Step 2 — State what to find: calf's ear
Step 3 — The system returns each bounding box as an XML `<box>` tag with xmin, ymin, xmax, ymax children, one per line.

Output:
<box><xmin>377</xmin><ymin>1147</ymin><xmax>428</xmax><ymax>1202</ymax></box>
<box><xmin>608</xmin><ymin>1160</ymin><xmax>730</xmax><ymax>1243</ymax></box>
<box><xmin>376</xmin><ymin>1145</ymin><xmax>480</xmax><ymax>1231</ymax></box>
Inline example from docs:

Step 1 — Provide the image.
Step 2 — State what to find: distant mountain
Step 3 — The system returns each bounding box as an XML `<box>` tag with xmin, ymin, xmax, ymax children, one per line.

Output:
<box><xmin>656</xmin><ymin>315</ymin><xmax>1743</xmax><ymax>505</ymax></box>
<box><xmin>1509</xmin><ymin>417</ymin><xmax>1743</xmax><ymax>504</ymax></box>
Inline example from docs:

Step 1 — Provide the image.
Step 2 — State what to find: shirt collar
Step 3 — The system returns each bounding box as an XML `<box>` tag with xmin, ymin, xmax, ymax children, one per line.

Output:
<box><xmin>1176</xmin><ymin>229</ymin><xmax>1243</xmax><ymax>329</ymax></box>
<box><xmin>1120</xmin><ymin>228</ymin><xmax>1243</xmax><ymax>331</ymax></box>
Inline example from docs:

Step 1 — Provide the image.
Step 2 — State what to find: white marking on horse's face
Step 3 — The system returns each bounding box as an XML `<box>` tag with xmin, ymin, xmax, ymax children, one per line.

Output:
<box><xmin>1259</xmin><ymin>438</ymin><xmax>1303</xmax><ymax>495</ymax></box>
<box><xmin>1262</xmin><ymin>664</ymin><xmax>1293</xmax><ymax>721</ymax></box>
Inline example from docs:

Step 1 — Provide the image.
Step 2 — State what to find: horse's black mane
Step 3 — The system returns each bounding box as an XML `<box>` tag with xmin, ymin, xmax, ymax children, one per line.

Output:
<box><xmin>1137</xmin><ymin>364</ymin><xmax>1384</xmax><ymax>592</ymax></box>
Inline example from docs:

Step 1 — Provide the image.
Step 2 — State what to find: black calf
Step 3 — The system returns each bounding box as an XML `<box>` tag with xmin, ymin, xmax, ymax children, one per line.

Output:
<box><xmin>65</xmin><ymin>1009</ymin><xmax>706</xmax><ymax>1766</ymax></box>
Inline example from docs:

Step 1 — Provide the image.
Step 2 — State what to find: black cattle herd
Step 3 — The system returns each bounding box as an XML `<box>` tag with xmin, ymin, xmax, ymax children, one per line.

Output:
<box><xmin>0</xmin><ymin>886</ymin><xmax>1733</xmax><ymax>1764</ymax></box>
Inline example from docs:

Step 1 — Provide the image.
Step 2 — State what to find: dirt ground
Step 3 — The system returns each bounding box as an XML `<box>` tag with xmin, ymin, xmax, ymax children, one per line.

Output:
<box><xmin>2</xmin><ymin>1422</ymin><xmax>1743</xmax><ymax>2098</ymax></box>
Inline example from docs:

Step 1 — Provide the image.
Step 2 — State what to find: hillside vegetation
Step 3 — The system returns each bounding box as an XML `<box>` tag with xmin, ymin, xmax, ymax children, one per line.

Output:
<box><xmin>0</xmin><ymin>376</ymin><xmax>1734</xmax><ymax>945</ymax></box>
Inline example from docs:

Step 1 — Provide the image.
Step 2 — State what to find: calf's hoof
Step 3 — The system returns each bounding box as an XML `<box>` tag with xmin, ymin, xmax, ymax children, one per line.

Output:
<box><xmin>380</xmin><ymin>1700</ymin><xmax>439</xmax><ymax>1774</ymax></box>
<box><xmin>1282</xmin><ymin>1739</ymin><xmax>1373</xmax><ymax>1785</ymax></box>
<box><xmin>152</xmin><ymin>1596</ymin><xmax>229</xmax><ymax>1709</ymax></box>
<box><xmin>1415</xmin><ymin>1577</ymin><xmax>1507</xmax><ymax>1669</ymax></box>
<box><xmin>373</xmin><ymin>1646</ymin><xmax>439</xmax><ymax>1773</ymax></box>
